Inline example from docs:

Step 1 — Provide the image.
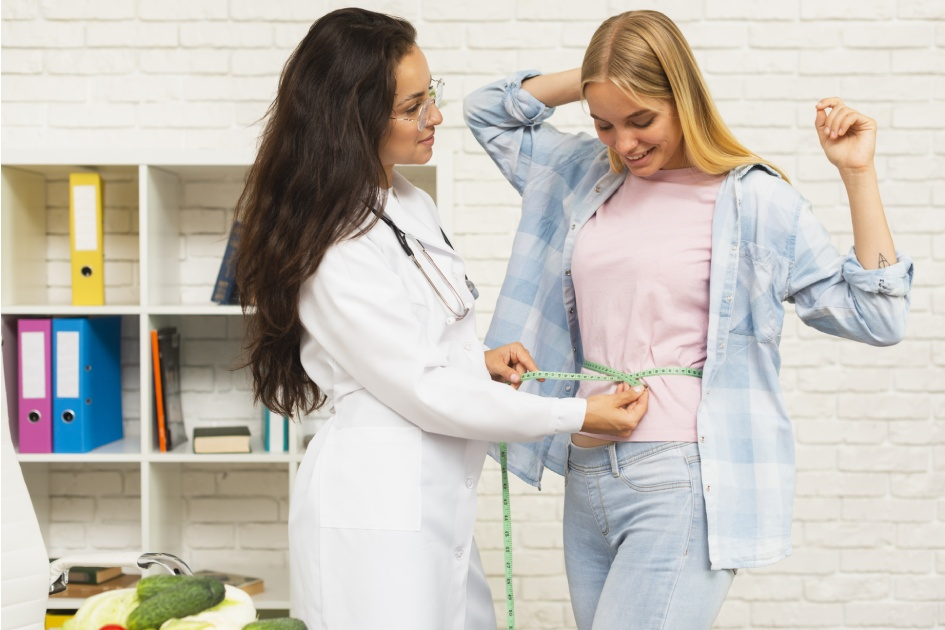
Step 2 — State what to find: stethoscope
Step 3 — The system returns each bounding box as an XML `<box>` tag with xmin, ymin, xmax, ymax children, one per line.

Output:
<box><xmin>377</xmin><ymin>213</ymin><xmax>479</xmax><ymax>320</ymax></box>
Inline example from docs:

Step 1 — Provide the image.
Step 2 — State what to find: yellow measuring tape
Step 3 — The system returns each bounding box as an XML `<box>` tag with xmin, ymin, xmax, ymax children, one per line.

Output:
<box><xmin>499</xmin><ymin>360</ymin><xmax>703</xmax><ymax>629</ymax></box>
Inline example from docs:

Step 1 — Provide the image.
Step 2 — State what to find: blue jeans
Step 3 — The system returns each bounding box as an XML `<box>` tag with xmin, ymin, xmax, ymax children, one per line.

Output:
<box><xmin>563</xmin><ymin>441</ymin><xmax>734</xmax><ymax>630</ymax></box>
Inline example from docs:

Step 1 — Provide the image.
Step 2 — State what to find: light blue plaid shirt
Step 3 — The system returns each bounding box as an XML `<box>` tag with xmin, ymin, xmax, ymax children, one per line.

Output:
<box><xmin>464</xmin><ymin>71</ymin><xmax>914</xmax><ymax>569</ymax></box>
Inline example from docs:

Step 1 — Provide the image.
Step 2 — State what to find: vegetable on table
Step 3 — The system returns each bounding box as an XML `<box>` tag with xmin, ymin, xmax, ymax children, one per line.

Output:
<box><xmin>127</xmin><ymin>576</ymin><xmax>225</xmax><ymax>630</ymax></box>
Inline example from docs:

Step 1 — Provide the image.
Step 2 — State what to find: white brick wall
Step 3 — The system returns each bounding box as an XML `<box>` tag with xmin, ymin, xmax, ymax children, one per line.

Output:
<box><xmin>4</xmin><ymin>1</ymin><xmax>944</xmax><ymax>627</ymax></box>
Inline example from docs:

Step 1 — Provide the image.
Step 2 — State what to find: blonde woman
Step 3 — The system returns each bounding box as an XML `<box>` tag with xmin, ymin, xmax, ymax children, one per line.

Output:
<box><xmin>465</xmin><ymin>10</ymin><xmax>913</xmax><ymax>629</ymax></box>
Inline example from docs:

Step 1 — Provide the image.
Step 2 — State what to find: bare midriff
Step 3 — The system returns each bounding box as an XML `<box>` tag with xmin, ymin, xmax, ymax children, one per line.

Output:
<box><xmin>571</xmin><ymin>433</ymin><xmax>615</xmax><ymax>448</ymax></box>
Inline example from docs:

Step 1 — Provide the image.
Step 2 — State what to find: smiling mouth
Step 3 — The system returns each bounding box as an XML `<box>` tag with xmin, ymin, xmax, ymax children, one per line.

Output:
<box><xmin>625</xmin><ymin>148</ymin><xmax>652</xmax><ymax>162</ymax></box>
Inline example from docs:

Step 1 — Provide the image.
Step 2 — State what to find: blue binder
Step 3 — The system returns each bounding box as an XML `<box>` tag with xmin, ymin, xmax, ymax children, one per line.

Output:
<box><xmin>52</xmin><ymin>316</ymin><xmax>124</xmax><ymax>453</ymax></box>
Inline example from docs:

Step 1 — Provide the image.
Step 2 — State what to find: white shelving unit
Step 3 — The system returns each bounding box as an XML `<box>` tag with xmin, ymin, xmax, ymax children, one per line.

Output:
<box><xmin>1</xmin><ymin>149</ymin><xmax>452</xmax><ymax>612</ymax></box>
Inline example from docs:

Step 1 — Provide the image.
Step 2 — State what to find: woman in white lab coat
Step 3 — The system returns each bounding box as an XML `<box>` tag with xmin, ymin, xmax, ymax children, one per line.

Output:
<box><xmin>233</xmin><ymin>8</ymin><xmax>649</xmax><ymax>630</ymax></box>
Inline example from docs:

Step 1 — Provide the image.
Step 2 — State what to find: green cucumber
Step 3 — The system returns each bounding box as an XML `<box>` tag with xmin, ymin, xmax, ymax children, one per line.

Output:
<box><xmin>135</xmin><ymin>574</ymin><xmax>189</xmax><ymax>601</ymax></box>
<box><xmin>126</xmin><ymin>576</ymin><xmax>225</xmax><ymax>630</ymax></box>
<box><xmin>242</xmin><ymin>619</ymin><xmax>308</xmax><ymax>630</ymax></box>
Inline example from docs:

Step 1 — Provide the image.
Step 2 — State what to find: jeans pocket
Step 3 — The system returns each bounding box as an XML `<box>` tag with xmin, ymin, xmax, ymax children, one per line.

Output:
<box><xmin>619</xmin><ymin>443</ymin><xmax>692</xmax><ymax>493</ymax></box>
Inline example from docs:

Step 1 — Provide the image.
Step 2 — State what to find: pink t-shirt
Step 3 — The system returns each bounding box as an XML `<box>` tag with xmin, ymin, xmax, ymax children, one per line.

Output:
<box><xmin>572</xmin><ymin>167</ymin><xmax>723</xmax><ymax>442</ymax></box>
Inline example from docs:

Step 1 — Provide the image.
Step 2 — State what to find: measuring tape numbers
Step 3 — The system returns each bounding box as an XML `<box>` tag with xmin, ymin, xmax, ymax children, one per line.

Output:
<box><xmin>498</xmin><ymin>360</ymin><xmax>702</xmax><ymax>629</ymax></box>
<box><xmin>500</xmin><ymin>441</ymin><xmax>515</xmax><ymax>630</ymax></box>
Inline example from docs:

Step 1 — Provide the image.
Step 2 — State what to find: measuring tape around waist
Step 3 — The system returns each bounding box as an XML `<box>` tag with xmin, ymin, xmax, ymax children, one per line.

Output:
<box><xmin>499</xmin><ymin>360</ymin><xmax>702</xmax><ymax>629</ymax></box>
<box><xmin>521</xmin><ymin>360</ymin><xmax>704</xmax><ymax>387</ymax></box>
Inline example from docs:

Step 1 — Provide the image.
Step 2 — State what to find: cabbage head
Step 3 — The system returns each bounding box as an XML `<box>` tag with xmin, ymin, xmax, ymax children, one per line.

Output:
<box><xmin>63</xmin><ymin>588</ymin><xmax>139</xmax><ymax>629</ymax></box>
<box><xmin>158</xmin><ymin>585</ymin><xmax>256</xmax><ymax>630</ymax></box>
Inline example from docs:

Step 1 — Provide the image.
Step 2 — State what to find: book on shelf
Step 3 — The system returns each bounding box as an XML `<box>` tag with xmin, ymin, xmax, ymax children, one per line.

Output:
<box><xmin>263</xmin><ymin>407</ymin><xmax>288</xmax><ymax>452</ymax></box>
<box><xmin>151</xmin><ymin>327</ymin><xmax>186</xmax><ymax>453</ymax></box>
<box><xmin>193</xmin><ymin>425</ymin><xmax>251</xmax><ymax>454</ymax></box>
<box><xmin>211</xmin><ymin>219</ymin><xmax>241</xmax><ymax>305</ymax></box>
<box><xmin>48</xmin><ymin>573</ymin><xmax>139</xmax><ymax>599</ymax></box>
<box><xmin>193</xmin><ymin>569</ymin><xmax>264</xmax><ymax>596</ymax></box>
<box><xmin>66</xmin><ymin>564</ymin><xmax>123</xmax><ymax>584</ymax></box>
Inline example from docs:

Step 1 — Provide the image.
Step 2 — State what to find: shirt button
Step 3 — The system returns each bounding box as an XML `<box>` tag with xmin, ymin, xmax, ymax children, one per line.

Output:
<box><xmin>565</xmin><ymin>269</ymin><xmax>571</xmax><ymax>276</ymax></box>
<box><xmin>569</xmin><ymin>307</ymin><xmax>575</xmax><ymax>314</ymax></box>
<box><xmin>594</xmin><ymin>185</ymin><xmax>602</xmax><ymax>193</ymax></box>
<box><xmin>700</xmin><ymin>435</ymin><xmax>705</xmax><ymax>443</ymax></box>
<box><xmin>718</xmin><ymin>342</ymin><xmax>725</xmax><ymax>350</ymax></box>
<box><xmin>725</xmin><ymin>295</ymin><xmax>733</xmax><ymax>303</ymax></box>
<box><xmin>706</xmin><ymin>485</ymin><xmax>711</xmax><ymax>492</ymax></box>
<box><xmin>731</xmin><ymin>244</ymin><xmax>737</xmax><ymax>253</ymax></box>
<box><xmin>455</xmin><ymin>549</ymin><xmax>464</xmax><ymax>560</ymax></box>
<box><xmin>571</xmin><ymin>223</ymin><xmax>576</xmax><ymax>230</ymax></box>
<box><xmin>463</xmin><ymin>342</ymin><xmax>473</xmax><ymax>351</ymax></box>
<box><xmin>565</xmin><ymin>385</ymin><xmax>571</xmax><ymax>392</ymax></box>
<box><xmin>465</xmin><ymin>478</ymin><xmax>474</xmax><ymax>489</ymax></box>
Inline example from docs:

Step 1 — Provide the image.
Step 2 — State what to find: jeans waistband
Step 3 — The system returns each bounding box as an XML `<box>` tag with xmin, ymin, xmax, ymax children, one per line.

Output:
<box><xmin>567</xmin><ymin>440</ymin><xmax>695</xmax><ymax>476</ymax></box>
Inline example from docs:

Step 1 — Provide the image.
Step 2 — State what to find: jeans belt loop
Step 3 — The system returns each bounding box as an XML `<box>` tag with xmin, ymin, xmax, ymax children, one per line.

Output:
<box><xmin>608</xmin><ymin>442</ymin><xmax>619</xmax><ymax>477</ymax></box>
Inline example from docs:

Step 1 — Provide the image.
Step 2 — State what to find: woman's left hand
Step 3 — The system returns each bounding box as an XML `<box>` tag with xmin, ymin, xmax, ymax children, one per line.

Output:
<box><xmin>815</xmin><ymin>97</ymin><xmax>877</xmax><ymax>174</ymax></box>
<box><xmin>484</xmin><ymin>342</ymin><xmax>540</xmax><ymax>390</ymax></box>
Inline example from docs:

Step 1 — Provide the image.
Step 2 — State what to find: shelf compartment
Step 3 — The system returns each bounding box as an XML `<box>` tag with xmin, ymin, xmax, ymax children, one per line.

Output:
<box><xmin>1</xmin><ymin>164</ymin><xmax>140</xmax><ymax>309</ymax></box>
<box><xmin>144</xmin><ymin>164</ymin><xmax>249</xmax><ymax>308</ymax></box>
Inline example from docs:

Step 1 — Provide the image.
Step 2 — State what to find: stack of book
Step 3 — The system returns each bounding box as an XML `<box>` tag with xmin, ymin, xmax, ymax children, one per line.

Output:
<box><xmin>193</xmin><ymin>569</ymin><xmax>264</xmax><ymax>595</ymax></box>
<box><xmin>48</xmin><ymin>565</ymin><xmax>139</xmax><ymax>599</ymax></box>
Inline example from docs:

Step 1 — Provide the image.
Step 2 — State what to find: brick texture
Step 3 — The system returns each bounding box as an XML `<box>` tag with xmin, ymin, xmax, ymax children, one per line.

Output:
<box><xmin>4</xmin><ymin>0</ymin><xmax>943</xmax><ymax>627</ymax></box>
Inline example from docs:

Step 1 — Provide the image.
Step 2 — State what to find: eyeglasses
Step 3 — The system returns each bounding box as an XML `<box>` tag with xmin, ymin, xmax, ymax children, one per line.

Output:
<box><xmin>390</xmin><ymin>78</ymin><xmax>445</xmax><ymax>132</ymax></box>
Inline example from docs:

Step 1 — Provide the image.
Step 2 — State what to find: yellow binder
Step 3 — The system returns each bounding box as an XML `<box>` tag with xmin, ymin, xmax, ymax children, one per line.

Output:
<box><xmin>69</xmin><ymin>173</ymin><xmax>104</xmax><ymax>305</ymax></box>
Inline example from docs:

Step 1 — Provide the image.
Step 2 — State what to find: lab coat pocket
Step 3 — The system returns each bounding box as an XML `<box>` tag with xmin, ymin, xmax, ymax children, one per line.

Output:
<box><xmin>319</xmin><ymin>426</ymin><xmax>422</xmax><ymax>531</ymax></box>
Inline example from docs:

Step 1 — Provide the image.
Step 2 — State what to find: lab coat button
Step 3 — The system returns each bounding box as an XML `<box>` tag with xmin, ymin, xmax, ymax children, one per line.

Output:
<box><xmin>725</xmin><ymin>295</ymin><xmax>733</xmax><ymax>303</ymax></box>
<box><xmin>463</xmin><ymin>342</ymin><xmax>473</xmax><ymax>351</ymax></box>
<box><xmin>446</xmin><ymin>317</ymin><xmax>456</xmax><ymax>325</ymax></box>
<box><xmin>455</xmin><ymin>549</ymin><xmax>464</xmax><ymax>560</ymax></box>
<box><xmin>465</xmin><ymin>478</ymin><xmax>474</xmax><ymax>489</ymax></box>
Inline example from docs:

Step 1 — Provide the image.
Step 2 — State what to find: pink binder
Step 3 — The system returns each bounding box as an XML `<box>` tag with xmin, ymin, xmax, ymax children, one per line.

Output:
<box><xmin>18</xmin><ymin>319</ymin><xmax>52</xmax><ymax>453</ymax></box>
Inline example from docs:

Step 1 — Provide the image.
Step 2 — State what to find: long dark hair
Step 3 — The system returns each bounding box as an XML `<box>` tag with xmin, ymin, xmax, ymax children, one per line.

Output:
<box><xmin>234</xmin><ymin>8</ymin><xmax>417</xmax><ymax>416</ymax></box>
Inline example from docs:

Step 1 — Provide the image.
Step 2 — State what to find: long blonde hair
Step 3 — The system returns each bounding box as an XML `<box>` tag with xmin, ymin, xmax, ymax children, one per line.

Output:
<box><xmin>581</xmin><ymin>10</ymin><xmax>788</xmax><ymax>181</ymax></box>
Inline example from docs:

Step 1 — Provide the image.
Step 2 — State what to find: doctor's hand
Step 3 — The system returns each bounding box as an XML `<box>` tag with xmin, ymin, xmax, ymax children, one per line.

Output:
<box><xmin>582</xmin><ymin>384</ymin><xmax>649</xmax><ymax>438</ymax></box>
<box><xmin>484</xmin><ymin>342</ymin><xmax>541</xmax><ymax>391</ymax></box>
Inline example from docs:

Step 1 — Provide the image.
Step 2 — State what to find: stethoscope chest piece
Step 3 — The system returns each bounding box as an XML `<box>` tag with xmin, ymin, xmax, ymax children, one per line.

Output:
<box><xmin>378</xmin><ymin>212</ymin><xmax>477</xmax><ymax>320</ymax></box>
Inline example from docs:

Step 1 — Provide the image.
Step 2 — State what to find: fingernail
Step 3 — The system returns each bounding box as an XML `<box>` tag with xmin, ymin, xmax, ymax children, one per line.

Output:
<box><xmin>510</xmin><ymin>373</ymin><xmax>520</xmax><ymax>383</ymax></box>
<box><xmin>632</xmin><ymin>385</ymin><xmax>645</xmax><ymax>393</ymax></box>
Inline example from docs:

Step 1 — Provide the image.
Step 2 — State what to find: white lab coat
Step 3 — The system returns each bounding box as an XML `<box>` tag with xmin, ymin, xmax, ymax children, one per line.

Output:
<box><xmin>288</xmin><ymin>172</ymin><xmax>585</xmax><ymax>630</ymax></box>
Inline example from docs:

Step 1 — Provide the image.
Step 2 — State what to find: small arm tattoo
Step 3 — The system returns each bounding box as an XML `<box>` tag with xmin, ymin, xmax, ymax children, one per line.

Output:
<box><xmin>878</xmin><ymin>253</ymin><xmax>890</xmax><ymax>268</ymax></box>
